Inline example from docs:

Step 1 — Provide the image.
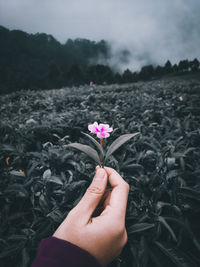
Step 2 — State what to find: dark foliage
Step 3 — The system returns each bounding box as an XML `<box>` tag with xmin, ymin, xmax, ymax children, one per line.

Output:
<box><xmin>0</xmin><ymin>78</ymin><xmax>200</xmax><ymax>267</ymax></box>
<box><xmin>0</xmin><ymin>25</ymin><xmax>200</xmax><ymax>94</ymax></box>
<box><xmin>0</xmin><ymin>26</ymin><xmax>111</xmax><ymax>93</ymax></box>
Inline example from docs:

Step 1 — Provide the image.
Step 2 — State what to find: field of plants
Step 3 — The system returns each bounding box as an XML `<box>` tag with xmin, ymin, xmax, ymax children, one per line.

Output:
<box><xmin>0</xmin><ymin>77</ymin><xmax>200</xmax><ymax>267</ymax></box>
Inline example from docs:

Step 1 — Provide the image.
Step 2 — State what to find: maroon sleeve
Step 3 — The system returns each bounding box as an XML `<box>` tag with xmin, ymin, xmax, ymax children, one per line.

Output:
<box><xmin>31</xmin><ymin>236</ymin><xmax>102</xmax><ymax>267</ymax></box>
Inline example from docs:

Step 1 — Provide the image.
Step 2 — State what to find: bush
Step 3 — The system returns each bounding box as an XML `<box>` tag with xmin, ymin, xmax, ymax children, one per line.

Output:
<box><xmin>0</xmin><ymin>79</ymin><xmax>200</xmax><ymax>267</ymax></box>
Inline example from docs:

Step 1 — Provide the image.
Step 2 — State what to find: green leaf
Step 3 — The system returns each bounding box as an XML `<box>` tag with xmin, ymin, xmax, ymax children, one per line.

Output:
<box><xmin>129</xmin><ymin>241</ymin><xmax>140</xmax><ymax>267</ymax></box>
<box><xmin>183</xmin><ymin>147</ymin><xmax>196</xmax><ymax>156</ymax></box>
<box><xmin>48</xmin><ymin>176</ymin><xmax>63</xmax><ymax>185</ymax></box>
<box><xmin>0</xmin><ymin>247</ymin><xmax>19</xmax><ymax>259</ymax></box>
<box><xmin>66</xmin><ymin>143</ymin><xmax>100</xmax><ymax>164</ymax></box>
<box><xmin>27</xmin><ymin>161</ymin><xmax>40</xmax><ymax>177</ymax></box>
<box><xmin>166</xmin><ymin>170</ymin><xmax>180</xmax><ymax>180</ymax></box>
<box><xmin>43</xmin><ymin>169</ymin><xmax>51</xmax><ymax>180</ymax></box>
<box><xmin>5</xmin><ymin>184</ymin><xmax>28</xmax><ymax>198</ymax></box>
<box><xmin>155</xmin><ymin>242</ymin><xmax>197</xmax><ymax>267</ymax></box>
<box><xmin>8</xmin><ymin>235</ymin><xmax>27</xmax><ymax>241</ymax></box>
<box><xmin>105</xmin><ymin>132</ymin><xmax>139</xmax><ymax>162</ymax></box>
<box><xmin>163</xmin><ymin>216</ymin><xmax>200</xmax><ymax>252</ymax></box>
<box><xmin>0</xmin><ymin>242</ymin><xmax>25</xmax><ymax>259</ymax></box>
<box><xmin>178</xmin><ymin>187</ymin><xmax>200</xmax><ymax>201</ymax></box>
<box><xmin>39</xmin><ymin>194</ymin><xmax>49</xmax><ymax>212</ymax></box>
<box><xmin>149</xmin><ymin>247</ymin><xmax>164</xmax><ymax>267</ymax></box>
<box><xmin>22</xmin><ymin>247</ymin><xmax>30</xmax><ymax>267</ymax></box>
<box><xmin>138</xmin><ymin>236</ymin><xmax>149</xmax><ymax>267</ymax></box>
<box><xmin>0</xmin><ymin>144</ymin><xmax>16</xmax><ymax>152</ymax></box>
<box><xmin>47</xmin><ymin>209</ymin><xmax>64</xmax><ymax>222</ymax></box>
<box><xmin>81</xmin><ymin>131</ymin><xmax>104</xmax><ymax>158</ymax></box>
<box><xmin>121</xmin><ymin>163</ymin><xmax>144</xmax><ymax>172</ymax></box>
<box><xmin>158</xmin><ymin>216</ymin><xmax>177</xmax><ymax>242</ymax></box>
<box><xmin>128</xmin><ymin>223</ymin><xmax>155</xmax><ymax>234</ymax></box>
<box><xmin>166</xmin><ymin>157</ymin><xmax>176</xmax><ymax>169</ymax></box>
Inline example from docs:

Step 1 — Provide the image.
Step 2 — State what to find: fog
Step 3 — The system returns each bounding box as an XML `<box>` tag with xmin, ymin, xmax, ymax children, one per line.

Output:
<box><xmin>0</xmin><ymin>0</ymin><xmax>200</xmax><ymax>71</ymax></box>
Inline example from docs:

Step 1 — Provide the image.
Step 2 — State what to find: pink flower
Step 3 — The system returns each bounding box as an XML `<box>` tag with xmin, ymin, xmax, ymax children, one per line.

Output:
<box><xmin>179</xmin><ymin>96</ymin><xmax>183</xmax><ymax>101</ymax></box>
<box><xmin>88</xmin><ymin>121</ymin><xmax>100</xmax><ymax>133</ymax></box>
<box><xmin>88</xmin><ymin>122</ymin><xmax>113</xmax><ymax>139</ymax></box>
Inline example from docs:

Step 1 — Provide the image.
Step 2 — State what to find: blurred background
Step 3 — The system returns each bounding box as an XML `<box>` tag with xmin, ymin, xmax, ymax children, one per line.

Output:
<box><xmin>0</xmin><ymin>0</ymin><xmax>199</xmax><ymax>94</ymax></box>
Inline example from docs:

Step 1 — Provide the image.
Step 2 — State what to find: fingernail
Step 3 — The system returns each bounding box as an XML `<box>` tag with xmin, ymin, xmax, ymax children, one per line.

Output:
<box><xmin>96</xmin><ymin>165</ymin><xmax>100</xmax><ymax>171</ymax></box>
<box><xmin>94</xmin><ymin>168</ymin><xmax>106</xmax><ymax>180</ymax></box>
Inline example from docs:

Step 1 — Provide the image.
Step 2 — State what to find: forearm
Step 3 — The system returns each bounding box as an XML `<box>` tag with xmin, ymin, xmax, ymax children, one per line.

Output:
<box><xmin>31</xmin><ymin>236</ymin><xmax>101</xmax><ymax>267</ymax></box>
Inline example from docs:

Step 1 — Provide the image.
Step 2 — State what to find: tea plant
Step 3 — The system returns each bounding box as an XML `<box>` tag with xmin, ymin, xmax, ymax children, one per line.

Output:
<box><xmin>66</xmin><ymin>121</ymin><xmax>139</xmax><ymax>167</ymax></box>
<box><xmin>0</xmin><ymin>78</ymin><xmax>200</xmax><ymax>267</ymax></box>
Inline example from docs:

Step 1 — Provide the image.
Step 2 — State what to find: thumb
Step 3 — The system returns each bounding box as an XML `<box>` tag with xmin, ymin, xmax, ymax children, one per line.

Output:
<box><xmin>75</xmin><ymin>167</ymin><xmax>107</xmax><ymax>221</ymax></box>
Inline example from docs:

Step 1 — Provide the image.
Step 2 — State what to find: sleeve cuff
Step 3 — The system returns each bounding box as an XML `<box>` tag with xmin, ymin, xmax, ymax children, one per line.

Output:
<box><xmin>31</xmin><ymin>236</ymin><xmax>101</xmax><ymax>267</ymax></box>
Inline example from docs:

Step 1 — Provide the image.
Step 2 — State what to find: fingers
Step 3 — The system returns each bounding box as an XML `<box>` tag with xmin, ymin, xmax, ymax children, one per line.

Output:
<box><xmin>104</xmin><ymin>167</ymin><xmax>129</xmax><ymax>219</ymax></box>
<box><xmin>69</xmin><ymin>166</ymin><xmax>129</xmax><ymax>225</ymax></box>
<box><xmin>92</xmin><ymin>188</ymin><xmax>112</xmax><ymax>217</ymax></box>
<box><xmin>72</xmin><ymin>167</ymin><xmax>108</xmax><ymax>222</ymax></box>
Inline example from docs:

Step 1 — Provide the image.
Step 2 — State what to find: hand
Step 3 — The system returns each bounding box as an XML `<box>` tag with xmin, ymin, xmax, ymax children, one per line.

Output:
<box><xmin>53</xmin><ymin>166</ymin><xmax>129</xmax><ymax>266</ymax></box>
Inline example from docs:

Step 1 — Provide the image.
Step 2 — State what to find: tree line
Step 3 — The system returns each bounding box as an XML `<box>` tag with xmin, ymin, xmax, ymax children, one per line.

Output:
<box><xmin>0</xmin><ymin>25</ymin><xmax>199</xmax><ymax>94</ymax></box>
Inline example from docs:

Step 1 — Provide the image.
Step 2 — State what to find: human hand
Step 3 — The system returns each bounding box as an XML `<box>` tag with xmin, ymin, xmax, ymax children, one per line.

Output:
<box><xmin>53</xmin><ymin>166</ymin><xmax>129</xmax><ymax>266</ymax></box>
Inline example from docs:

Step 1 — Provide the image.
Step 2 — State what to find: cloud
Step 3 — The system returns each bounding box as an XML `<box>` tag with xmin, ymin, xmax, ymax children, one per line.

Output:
<box><xmin>0</xmin><ymin>0</ymin><xmax>200</xmax><ymax>71</ymax></box>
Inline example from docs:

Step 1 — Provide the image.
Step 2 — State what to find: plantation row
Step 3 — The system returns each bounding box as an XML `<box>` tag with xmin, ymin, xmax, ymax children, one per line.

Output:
<box><xmin>0</xmin><ymin>78</ymin><xmax>200</xmax><ymax>267</ymax></box>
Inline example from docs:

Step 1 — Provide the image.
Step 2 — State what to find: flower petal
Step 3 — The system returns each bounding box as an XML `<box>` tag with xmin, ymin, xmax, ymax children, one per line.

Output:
<box><xmin>97</xmin><ymin>132</ymin><xmax>110</xmax><ymax>138</ymax></box>
<box><xmin>88</xmin><ymin>122</ymin><xmax>112</xmax><ymax>137</ymax></box>
<box><xmin>99</xmin><ymin>124</ymin><xmax>113</xmax><ymax>133</ymax></box>
<box><xmin>103</xmin><ymin>132</ymin><xmax>110</xmax><ymax>138</ymax></box>
<box><xmin>99</xmin><ymin>123</ymin><xmax>108</xmax><ymax>130</ymax></box>
<box><xmin>88</xmin><ymin>122</ymin><xmax>99</xmax><ymax>133</ymax></box>
<box><xmin>88</xmin><ymin>124</ymin><xmax>94</xmax><ymax>132</ymax></box>
<box><xmin>105</xmin><ymin>127</ymin><xmax>113</xmax><ymax>133</ymax></box>
<box><xmin>97</xmin><ymin>132</ymin><xmax>102</xmax><ymax>139</ymax></box>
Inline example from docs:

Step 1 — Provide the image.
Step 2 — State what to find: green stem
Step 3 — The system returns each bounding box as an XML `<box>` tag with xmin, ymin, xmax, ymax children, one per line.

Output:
<box><xmin>100</xmin><ymin>138</ymin><xmax>103</xmax><ymax>167</ymax></box>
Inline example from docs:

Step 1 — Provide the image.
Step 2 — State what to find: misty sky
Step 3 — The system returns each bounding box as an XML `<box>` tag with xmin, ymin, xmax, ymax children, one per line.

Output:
<box><xmin>0</xmin><ymin>0</ymin><xmax>200</xmax><ymax>71</ymax></box>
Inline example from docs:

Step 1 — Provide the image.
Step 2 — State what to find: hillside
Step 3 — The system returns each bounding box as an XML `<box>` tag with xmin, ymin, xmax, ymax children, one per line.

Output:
<box><xmin>0</xmin><ymin>25</ymin><xmax>199</xmax><ymax>95</ymax></box>
<box><xmin>0</xmin><ymin>77</ymin><xmax>200</xmax><ymax>267</ymax></box>
<box><xmin>0</xmin><ymin>25</ymin><xmax>112</xmax><ymax>93</ymax></box>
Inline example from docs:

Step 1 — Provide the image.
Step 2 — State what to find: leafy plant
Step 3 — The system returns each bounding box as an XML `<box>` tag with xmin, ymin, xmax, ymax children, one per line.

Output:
<box><xmin>0</xmin><ymin>78</ymin><xmax>200</xmax><ymax>267</ymax></box>
<box><xmin>66</xmin><ymin>122</ymin><xmax>139</xmax><ymax>167</ymax></box>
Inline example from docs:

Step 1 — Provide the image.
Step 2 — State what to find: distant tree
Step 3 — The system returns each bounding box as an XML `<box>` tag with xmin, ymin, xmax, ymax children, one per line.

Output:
<box><xmin>164</xmin><ymin>60</ymin><xmax>172</xmax><ymax>73</ymax></box>
<box><xmin>96</xmin><ymin>40</ymin><xmax>111</xmax><ymax>59</ymax></box>
<box><xmin>172</xmin><ymin>64</ymin><xmax>178</xmax><ymax>73</ymax></box>
<box><xmin>154</xmin><ymin>65</ymin><xmax>164</xmax><ymax>76</ymax></box>
<box><xmin>46</xmin><ymin>61</ymin><xmax>63</xmax><ymax>88</ymax></box>
<box><xmin>190</xmin><ymin>58</ymin><xmax>199</xmax><ymax>72</ymax></box>
<box><xmin>122</xmin><ymin>69</ymin><xmax>133</xmax><ymax>83</ymax></box>
<box><xmin>114</xmin><ymin>72</ymin><xmax>122</xmax><ymax>84</ymax></box>
<box><xmin>178</xmin><ymin>60</ymin><xmax>190</xmax><ymax>72</ymax></box>
<box><xmin>1</xmin><ymin>25</ymin><xmax>199</xmax><ymax>94</ymax></box>
<box><xmin>132</xmin><ymin>72</ymin><xmax>139</xmax><ymax>82</ymax></box>
<box><xmin>67</xmin><ymin>64</ymin><xmax>84</xmax><ymax>86</ymax></box>
<box><xmin>64</xmin><ymin>38</ymin><xmax>111</xmax><ymax>70</ymax></box>
<box><xmin>86</xmin><ymin>64</ymin><xmax>113</xmax><ymax>84</ymax></box>
<box><xmin>139</xmin><ymin>65</ymin><xmax>154</xmax><ymax>80</ymax></box>
<box><xmin>0</xmin><ymin>26</ymin><xmax>114</xmax><ymax>92</ymax></box>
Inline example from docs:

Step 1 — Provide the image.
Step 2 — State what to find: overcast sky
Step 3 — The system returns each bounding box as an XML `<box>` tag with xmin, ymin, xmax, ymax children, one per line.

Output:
<box><xmin>0</xmin><ymin>0</ymin><xmax>200</xmax><ymax>71</ymax></box>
